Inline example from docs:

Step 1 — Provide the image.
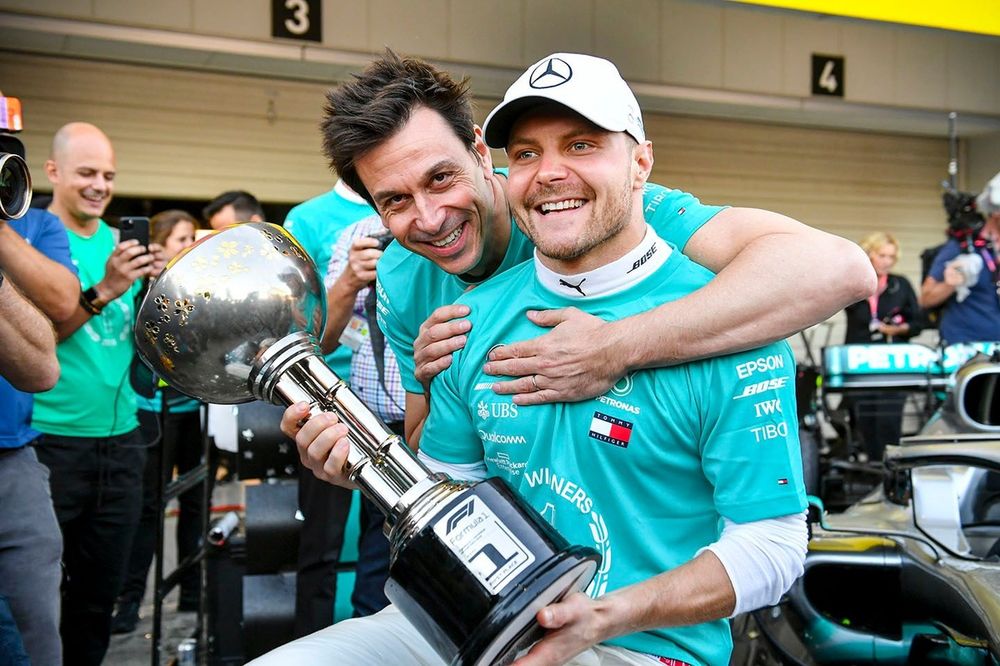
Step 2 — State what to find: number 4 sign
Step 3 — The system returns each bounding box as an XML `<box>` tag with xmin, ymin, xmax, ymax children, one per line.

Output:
<box><xmin>272</xmin><ymin>0</ymin><xmax>322</xmax><ymax>42</ymax></box>
<box><xmin>812</xmin><ymin>54</ymin><xmax>845</xmax><ymax>97</ymax></box>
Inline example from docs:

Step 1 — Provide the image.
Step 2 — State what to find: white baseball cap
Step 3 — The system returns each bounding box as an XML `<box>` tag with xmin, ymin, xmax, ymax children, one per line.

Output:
<box><xmin>483</xmin><ymin>53</ymin><xmax>645</xmax><ymax>149</ymax></box>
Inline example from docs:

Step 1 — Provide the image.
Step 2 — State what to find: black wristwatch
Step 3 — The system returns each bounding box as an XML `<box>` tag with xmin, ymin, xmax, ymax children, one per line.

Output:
<box><xmin>80</xmin><ymin>286</ymin><xmax>105</xmax><ymax>315</ymax></box>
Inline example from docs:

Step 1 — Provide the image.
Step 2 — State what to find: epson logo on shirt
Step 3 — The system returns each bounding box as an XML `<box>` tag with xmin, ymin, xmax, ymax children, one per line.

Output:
<box><xmin>735</xmin><ymin>354</ymin><xmax>785</xmax><ymax>379</ymax></box>
<box><xmin>733</xmin><ymin>377</ymin><xmax>790</xmax><ymax>400</ymax></box>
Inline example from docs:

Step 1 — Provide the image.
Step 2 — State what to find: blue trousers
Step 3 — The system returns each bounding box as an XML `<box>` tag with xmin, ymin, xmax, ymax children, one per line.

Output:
<box><xmin>0</xmin><ymin>446</ymin><xmax>62</xmax><ymax>666</ymax></box>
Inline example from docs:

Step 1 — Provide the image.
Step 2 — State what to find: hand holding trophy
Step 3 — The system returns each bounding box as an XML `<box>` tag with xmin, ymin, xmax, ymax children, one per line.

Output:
<box><xmin>133</xmin><ymin>222</ymin><xmax>599</xmax><ymax>665</ymax></box>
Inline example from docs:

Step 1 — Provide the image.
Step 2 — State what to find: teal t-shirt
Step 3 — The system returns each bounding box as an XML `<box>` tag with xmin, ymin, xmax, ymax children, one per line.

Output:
<box><xmin>422</xmin><ymin>247</ymin><xmax>806</xmax><ymax>666</ymax></box>
<box><xmin>33</xmin><ymin>220</ymin><xmax>143</xmax><ymax>437</ymax></box>
<box><xmin>285</xmin><ymin>186</ymin><xmax>376</xmax><ymax>383</ymax></box>
<box><xmin>376</xmin><ymin>178</ymin><xmax>723</xmax><ymax>394</ymax></box>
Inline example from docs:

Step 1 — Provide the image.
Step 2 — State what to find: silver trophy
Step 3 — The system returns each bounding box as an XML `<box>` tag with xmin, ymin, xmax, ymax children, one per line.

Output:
<box><xmin>134</xmin><ymin>223</ymin><xmax>598</xmax><ymax>665</ymax></box>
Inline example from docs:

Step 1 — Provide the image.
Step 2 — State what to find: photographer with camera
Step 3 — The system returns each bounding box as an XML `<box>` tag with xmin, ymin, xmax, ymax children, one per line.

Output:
<box><xmin>920</xmin><ymin>172</ymin><xmax>1000</xmax><ymax>345</ymax></box>
<box><xmin>31</xmin><ymin>121</ymin><xmax>165</xmax><ymax>665</ymax></box>
<box><xmin>0</xmin><ymin>94</ymin><xmax>81</xmax><ymax>666</ymax></box>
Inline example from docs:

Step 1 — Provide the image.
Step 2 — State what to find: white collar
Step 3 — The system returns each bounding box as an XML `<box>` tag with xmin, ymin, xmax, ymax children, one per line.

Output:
<box><xmin>534</xmin><ymin>224</ymin><xmax>670</xmax><ymax>299</ymax></box>
<box><xmin>334</xmin><ymin>179</ymin><xmax>367</xmax><ymax>205</ymax></box>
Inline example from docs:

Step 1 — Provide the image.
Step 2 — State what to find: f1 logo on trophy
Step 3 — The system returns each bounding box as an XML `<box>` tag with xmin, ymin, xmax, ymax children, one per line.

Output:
<box><xmin>133</xmin><ymin>222</ymin><xmax>600</xmax><ymax>666</ymax></box>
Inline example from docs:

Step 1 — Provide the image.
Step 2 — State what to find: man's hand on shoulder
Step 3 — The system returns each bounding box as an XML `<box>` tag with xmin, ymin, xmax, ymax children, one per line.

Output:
<box><xmin>484</xmin><ymin>308</ymin><xmax>626</xmax><ymax>405</ymax></box>
<box><xmin>414</xmin><ymin>304</ymin><xmax>472</xmax><ymax>390</ymax></box>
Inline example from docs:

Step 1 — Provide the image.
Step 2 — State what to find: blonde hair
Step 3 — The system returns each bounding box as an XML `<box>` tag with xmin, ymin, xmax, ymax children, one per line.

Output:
<box><xmin>858</xmin><ymin>231</ymin><xmax>899</xmax><ymax>260</ymax></box>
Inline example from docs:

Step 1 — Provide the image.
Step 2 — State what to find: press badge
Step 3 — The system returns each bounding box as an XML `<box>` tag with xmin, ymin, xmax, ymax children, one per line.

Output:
<box><xmin>339</xmin><ymin>314</ymin><xmax>369</xmax><ymax>351</ymax></box>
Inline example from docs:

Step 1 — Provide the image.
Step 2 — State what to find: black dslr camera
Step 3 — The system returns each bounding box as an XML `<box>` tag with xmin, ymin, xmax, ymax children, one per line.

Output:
<box><xmin>368</xmin><ymin>230</ymin><xmax>393</xmax><ymax>252</ymax></box>
<box><xmin>0</xmin><ymin>96</ymin><xmax>32</xmax><ymax>221</ymax></box>
<box><xmin>942</xmin><ymin>187</ymin><xmax>984</xmax><ymax>238</ymax></box>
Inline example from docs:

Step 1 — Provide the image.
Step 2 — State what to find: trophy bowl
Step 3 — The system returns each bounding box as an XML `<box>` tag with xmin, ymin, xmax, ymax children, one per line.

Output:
<box><xmin>135</xmin><ymin>222</ymin><xmax>325</xmax><ymax>404</ymax></box>
<box><xmin>134</xmin><ymin>222</ymin><xmax>599</xmax><ymax>665</ymax></box>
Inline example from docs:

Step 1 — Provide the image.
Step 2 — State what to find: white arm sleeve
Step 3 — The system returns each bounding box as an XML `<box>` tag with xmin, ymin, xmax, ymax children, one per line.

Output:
<box><xmin>704</xmin><ymin>512</ymin><xmax>808</xmax><ymax>617</ymax></box>
<box><xmin>417</xmin><ymin>450</ymin><xmax>489</xmax><ymax>481</ymax></box>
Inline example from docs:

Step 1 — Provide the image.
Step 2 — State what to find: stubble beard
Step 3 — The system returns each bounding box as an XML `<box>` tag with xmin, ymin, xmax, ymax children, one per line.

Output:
<box><xmin>514</xmin><ymin>175</ymin><xmax>634</xmax><ymax>262</ymax></box>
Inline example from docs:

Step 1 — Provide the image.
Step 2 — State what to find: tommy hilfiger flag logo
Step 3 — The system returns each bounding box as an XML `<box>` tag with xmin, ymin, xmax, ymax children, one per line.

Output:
<box><xmin>589</xmin><ymin>412</ymin><xmax>633</xmax><ymax>448</ymax></box>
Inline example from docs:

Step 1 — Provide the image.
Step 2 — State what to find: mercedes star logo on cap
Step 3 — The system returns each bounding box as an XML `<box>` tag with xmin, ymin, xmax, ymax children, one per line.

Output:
<box><xmin>529</xmin><ymin>57</ymin><xmax>573</xmax><ymax>89</ymax></box>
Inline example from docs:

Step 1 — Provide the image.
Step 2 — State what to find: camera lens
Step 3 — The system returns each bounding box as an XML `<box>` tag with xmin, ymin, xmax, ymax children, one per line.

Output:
<box><xmin>0</xmin><ymin>152</ymin><xmax>32</xmax><ymax>220</ymax></box>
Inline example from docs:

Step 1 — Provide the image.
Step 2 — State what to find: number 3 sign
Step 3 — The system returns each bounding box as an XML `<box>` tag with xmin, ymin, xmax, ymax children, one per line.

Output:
<box><xmin>272</xmin><ymin>0</ymin><xmax>322</xmax><ymax>42</ymax></box>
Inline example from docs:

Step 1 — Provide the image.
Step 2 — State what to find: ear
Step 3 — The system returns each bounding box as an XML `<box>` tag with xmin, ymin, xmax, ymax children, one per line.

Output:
<box><xmin>631</xmin><ymin>140</ymin><xmax>654</xmax><ymax>191</ymax></box>
<box><xmin>44</xmin><ymin>159</ymin><xmax>59</xmax><ymax>185</ymax></box>
<box><xmin>472</xmin><ymin>125</ymin><xmax>494</xmax><ymax>175</ymax></box>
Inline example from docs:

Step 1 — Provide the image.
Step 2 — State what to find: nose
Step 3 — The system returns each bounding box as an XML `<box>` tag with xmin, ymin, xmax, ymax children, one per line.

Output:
<box><xmin>91</xmin><ymin>174</ymin><xmax>110</xmax><ymax>192</ymax></box>
<box><xmin>534</xmin><ymin>150</ymin><xmax>569</xmax><ymax>185</ymax></box>
<box><xmin>412</xmin><ymin>194</ymin><xmax>447</xmax><ymax>235</ymax></box>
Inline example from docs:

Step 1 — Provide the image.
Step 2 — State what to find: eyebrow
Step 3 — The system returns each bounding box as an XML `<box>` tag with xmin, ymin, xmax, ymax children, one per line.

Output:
<box><xmin>370</xmin><ymin>158</ymin><xmax>461</xmax><ymax>207</ymax></box>
<box><xmin>508</xmin><ymin>124</ymin><xmax>605</xmax><ymax>150</ymax></box>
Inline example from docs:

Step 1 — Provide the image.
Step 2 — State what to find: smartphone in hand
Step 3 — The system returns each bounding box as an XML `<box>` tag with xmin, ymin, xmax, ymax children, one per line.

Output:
<box><xmin>119</xmin><ymin>216</ymin><xmax>150</xmax><ymax>253</ymax></box>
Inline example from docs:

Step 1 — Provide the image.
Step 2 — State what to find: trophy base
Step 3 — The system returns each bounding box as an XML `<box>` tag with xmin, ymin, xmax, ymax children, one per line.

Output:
<box><xmin>385</xmin><ymin>478</ymin><xmax>600</xmax><ymax>666</ymax></box>
<box><xmin>454</xmin><ymin>545</ymin><xmax>597</xmax><ymax>666</ymax></box>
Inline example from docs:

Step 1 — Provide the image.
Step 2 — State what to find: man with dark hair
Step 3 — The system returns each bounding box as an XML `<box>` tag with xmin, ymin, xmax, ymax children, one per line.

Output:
<box><xmin>284</xmin><ymin>49</ymin><xmax>874</xmax><ymax>450</ymax></box>
<box><xmin>203</xmin><ymin>189</ymin><xmax>265</xmax><ymax>229</ymax></box>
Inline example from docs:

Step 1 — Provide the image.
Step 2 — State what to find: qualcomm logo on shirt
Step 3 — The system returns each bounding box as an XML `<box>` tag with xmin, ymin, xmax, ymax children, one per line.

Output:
<box><xmin>478</xmin><ymin>430</ymin><xmax>527</xmax><ymax>445</ymax></box>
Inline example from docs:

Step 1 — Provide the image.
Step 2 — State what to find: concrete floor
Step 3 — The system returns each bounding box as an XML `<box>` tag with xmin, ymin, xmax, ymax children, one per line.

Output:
<box><xmin>104</xmin><ymin>480</ymin><xmax>244</xmax><ymax>666</ymax></box>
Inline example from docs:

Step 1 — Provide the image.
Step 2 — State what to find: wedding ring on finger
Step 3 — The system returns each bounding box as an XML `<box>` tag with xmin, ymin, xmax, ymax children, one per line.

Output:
<box><xmin>531</xmin><ymin>375</ymin><xmax>540</xmax><ymax>391</ymax></box>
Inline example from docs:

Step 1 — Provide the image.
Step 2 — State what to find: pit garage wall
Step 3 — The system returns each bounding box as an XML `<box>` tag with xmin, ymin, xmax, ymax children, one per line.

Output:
<box><xmin>2</xmin><ymin>0</ymin><xmax>997</xmax><ymax>346</ymax></box>
<box><xmin>4</xmin><ymin>51</ymin><xmax>948</xmax><ymax>296</ymax></box>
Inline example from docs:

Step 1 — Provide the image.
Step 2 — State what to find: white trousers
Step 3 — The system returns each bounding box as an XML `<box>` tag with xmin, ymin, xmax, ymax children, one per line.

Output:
<box><xmin>249</xmin><ymin>604</ymin><xmax>663</xmax><ymax>666</ymax></box>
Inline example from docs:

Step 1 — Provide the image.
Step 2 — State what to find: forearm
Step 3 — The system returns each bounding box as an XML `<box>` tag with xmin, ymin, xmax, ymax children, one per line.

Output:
<box><xmin>618</xmin><ymin>231</ymin><xmax>874</xmax><ymax>367</ymax></box>
<box><xmin>597</xmin><ymin>551</ymin><xmax>735</xmax><ymax>639</ymax></box>
<box><xmin>920</xmin><ymin>277</ymin><xmax>954</xmax><ymax>309</ymax></box>
<box><xmin>0</xmin><ymin>278</ymin><xmax>60</xmax><ymax>391</ymax></box>
<box><xmin>0</xmin><ymin>225</ymin><xmax>79</xmax><ymax>322</ymax></box>
<box><xmin>320</xmin><ymin>276</ymin><xmax>362</xmax><ymax>355</ymax></box>
<box><xmin>403</xmin><ymin>391</ymin><xmax>428</xmax><ymax>450</ymax></box>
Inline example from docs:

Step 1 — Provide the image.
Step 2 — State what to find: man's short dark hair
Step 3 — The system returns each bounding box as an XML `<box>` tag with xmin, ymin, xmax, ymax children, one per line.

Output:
<box><xmin>321</xmin><ymin>49</ymin><xmax>477</xmax><ymax>207</ymax></box>
<box><xmin>203</xmin><ymin>190</ymin><xmax>264</xmax><ymax>223</ymax></box>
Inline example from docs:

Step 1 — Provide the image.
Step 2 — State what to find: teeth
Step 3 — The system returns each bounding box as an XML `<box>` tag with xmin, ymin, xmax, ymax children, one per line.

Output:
<box><xmin>430</xmin><ymin>226</ymin><xmax>462</xmax><ymax>248</ymax></box>
<box><xmin>540</xmin><ymin>199</ymin><xmax>584</xmax><ymax>214</ymax></box>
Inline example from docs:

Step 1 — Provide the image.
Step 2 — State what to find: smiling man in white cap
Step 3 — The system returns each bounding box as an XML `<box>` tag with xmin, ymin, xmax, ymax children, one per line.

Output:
<box><xmin>261</xmin><ymin>52</ymin><xmax>809</xmax><ymax>666</ymax></box>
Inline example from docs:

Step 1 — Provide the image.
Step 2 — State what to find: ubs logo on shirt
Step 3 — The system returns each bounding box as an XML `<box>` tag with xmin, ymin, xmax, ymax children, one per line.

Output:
<box><xmin>478</xmin><ymin>401</ymin><xmax>519</xmax><ymax>420</ymax></box>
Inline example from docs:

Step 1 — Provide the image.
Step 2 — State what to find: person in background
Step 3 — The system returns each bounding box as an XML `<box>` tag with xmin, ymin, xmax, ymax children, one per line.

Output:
<box><xmin>310</xmin><ymin>214</ymin><xmax>401</xmax><ymax>618</ymax></box>
<box><xmin>32</xmin><ymin>121</ymin><xmax>164</xmax><ymax>665</ymax></box>
<box><xmin>843</xmin><ymin>232</ymin><xmax>923</xmax><ymax>461</ymax></box>
<box><xmin>283</xmin><ymin>182</ymin><xmax>378</xmax><ymax>635</ymax></box>
<box><xmin>204</xmin><ymin>189</ymin><xmax>265</xmax><ymax>230</ymax></box>
<box><xmin>0</xmin><ymin>88</ymin><xmax>80</xmax><ymax>664</ymax></box>
<box><xmin>112</xmin><ymin>210</ymin><xmax>204</xmax><ymax>633</ymax></box>
<box><xmin>921</xmin><ymin>171</ymin><xmax>1000</xmax><ymax>345</ymax></box>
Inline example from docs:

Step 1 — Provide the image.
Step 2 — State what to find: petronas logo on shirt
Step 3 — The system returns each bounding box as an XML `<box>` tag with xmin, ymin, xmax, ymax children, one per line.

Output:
<box><xmin>589</xmin><ymin>412</ymin><xmax>632</xmax><ymax>448</ymax></box>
